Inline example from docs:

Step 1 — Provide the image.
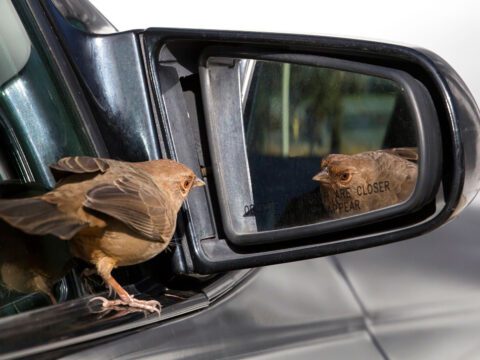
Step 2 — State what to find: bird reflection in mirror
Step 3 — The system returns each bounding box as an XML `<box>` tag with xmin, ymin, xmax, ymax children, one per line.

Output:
<box><xmin>313</xmin><ymin>148</ymin><xmax>418</xmax><ymax>218</ymax></box>
<box><xmin>0</xmin><ymin>157</ymin><xmax>205</xmax><ymax>314</ymax></box>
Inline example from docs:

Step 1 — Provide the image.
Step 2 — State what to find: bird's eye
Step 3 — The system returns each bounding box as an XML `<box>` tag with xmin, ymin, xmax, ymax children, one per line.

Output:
<box><xmin>339</xmin><ymin>172</ymin><xmax>352</xmax><ymax>182</ymax></box>
<box><xmin>182</xmin><ymin>180</ymin><xmax>191</xmax><ymax>189</ymax></box>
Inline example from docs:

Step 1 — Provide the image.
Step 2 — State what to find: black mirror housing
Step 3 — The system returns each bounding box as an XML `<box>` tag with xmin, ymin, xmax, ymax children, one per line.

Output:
<box><xmin>141</xmin><ymin>29</ymin><xmax>480</xmax><ymax>273</ymax></box>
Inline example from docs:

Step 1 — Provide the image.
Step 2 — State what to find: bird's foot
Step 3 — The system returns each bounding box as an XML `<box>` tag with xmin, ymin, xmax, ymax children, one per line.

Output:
<box><xmin>89</xmin><ymin>295</ymin><xmax>161</xmax><ymax>316</ymax></box>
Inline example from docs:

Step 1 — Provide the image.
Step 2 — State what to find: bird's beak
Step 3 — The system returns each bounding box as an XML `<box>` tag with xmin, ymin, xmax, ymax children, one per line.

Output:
<box><xmin>312</xmin><ymin>168</ymin><xmax>330</xmax><ymax>183</ymax></box>
<box><xmin>193</xmin><ymin>177</ymin><xmax>205</xmax><ymax>187</ymax></box>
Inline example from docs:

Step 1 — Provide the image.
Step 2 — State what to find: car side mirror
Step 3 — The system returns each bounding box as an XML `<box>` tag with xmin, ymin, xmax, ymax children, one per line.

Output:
<box><xmin>143</xmin><ymin>30</ymin><xmax>480</xmax><ymax>273</ymax></box>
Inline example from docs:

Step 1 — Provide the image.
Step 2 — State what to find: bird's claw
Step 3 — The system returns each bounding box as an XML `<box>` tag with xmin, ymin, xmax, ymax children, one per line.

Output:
<box><xmin>89</xmin><ymin>295</ymin><xmax>161</xmax><ymax>316</ymax></box>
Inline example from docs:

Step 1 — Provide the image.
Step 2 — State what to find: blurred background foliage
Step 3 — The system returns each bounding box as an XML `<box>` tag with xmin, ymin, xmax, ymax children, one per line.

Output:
<box><xmin>244</xmin><ymin>61</ymin><xmax>400</xmax><ymax>157</ymax></box>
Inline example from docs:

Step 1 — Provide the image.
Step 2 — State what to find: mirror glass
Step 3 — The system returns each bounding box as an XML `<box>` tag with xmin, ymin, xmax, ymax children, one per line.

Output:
<box><xmin>204</xmin><ymin>57</ymin><xmax>419</xmax><ymax>236</ymax></box>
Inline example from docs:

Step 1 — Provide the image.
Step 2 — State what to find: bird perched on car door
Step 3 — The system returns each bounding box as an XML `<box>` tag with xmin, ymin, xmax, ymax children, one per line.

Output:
<box><xmin>313</xmin><ymin>148</ymin><xmax>418</xmax><ymax>218</ymax></box>
<box><xmin>0</xmin><ymin>156</ymin><xmax>204</xmax><ymax>313</ymax></box>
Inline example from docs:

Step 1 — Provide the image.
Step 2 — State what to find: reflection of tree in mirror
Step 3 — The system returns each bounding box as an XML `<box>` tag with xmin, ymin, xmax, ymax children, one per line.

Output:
<box><xmin>244</xmin><ymin>61</ymin><xmax>406</xmax><ymax>158</ymax></box>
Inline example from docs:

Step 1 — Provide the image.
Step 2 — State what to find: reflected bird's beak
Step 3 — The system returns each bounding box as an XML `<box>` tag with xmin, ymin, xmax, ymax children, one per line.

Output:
<box><xmin>193</xmin><ymin>177</ymin><xmax>206</xmax><ymax>187</ymax></box>
<box><xmin>312</xmin><ymin>169</ymin><xmax>330</xmax><ymax>183</ymax></box>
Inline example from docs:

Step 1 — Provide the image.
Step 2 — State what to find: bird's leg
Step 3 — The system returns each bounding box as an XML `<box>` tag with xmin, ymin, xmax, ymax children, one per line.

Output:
<box><xmin>88</xmin><ymin>258</ymin><xmax>161</xmax><ymax>314</ymax></box>
<box><xmin>80</xmin><ymin>267</ymin><xmax>100</xmax><ymax>294</ymax></box>
<box><xmin>80</xmin><ymin>268</ymin><xmax>113</xmax><ymax>295</ymax></box>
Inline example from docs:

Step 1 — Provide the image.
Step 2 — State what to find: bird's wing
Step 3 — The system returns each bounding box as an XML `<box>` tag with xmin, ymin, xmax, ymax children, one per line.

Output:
<box><xmin>0</xmin><ymin>157</ymin><xmax>112</xmax><ymax>240</ymax></box>
<box><xmin>0</xmin><ymin>197</ymin><xmax>89</xmax><ymax>240</ymax></box>
<box><xmin>379</xmin><ymin>153</ymin><xmax>418</xmax><ymax>201</ymax></box>
<box><xmin>83</xmin><ymin>170</ymin><xmax>175</xmax><ymax>242</ymax></box>
<box><xmin>49</xmin><ymin>156</ymin><xmax>110</xmax><ymax>182</ymax></box>
<box><xmin>381</xmin><ymin>147</ymin><xmax>418</xmax><ymax>162</ymax></box>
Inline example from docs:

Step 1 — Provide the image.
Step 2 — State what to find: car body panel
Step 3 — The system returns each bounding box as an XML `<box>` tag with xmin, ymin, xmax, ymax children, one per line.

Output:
<box><xmin>60</xmin><ymin>259</ymin><xmax>375</xmax><ymax>359</ymax></box>
<box><xmin>59</xmin><ymin>197</ymin><xmax>480</xmax><ymax>359</ymax></box>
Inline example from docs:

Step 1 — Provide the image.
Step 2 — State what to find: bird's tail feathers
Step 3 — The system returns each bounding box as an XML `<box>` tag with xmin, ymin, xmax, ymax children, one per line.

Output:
<box><xmin>0</xmin><ymin>197</ymin><xmax>87</xmax><ymax>240</ymax></box>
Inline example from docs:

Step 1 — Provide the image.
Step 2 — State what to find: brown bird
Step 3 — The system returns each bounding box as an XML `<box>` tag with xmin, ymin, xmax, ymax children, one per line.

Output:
<box><xmin>0</xmin><ymin>156</ymin><xmax>204</xmax><ymax>313</ymax></box>
<box><xmin>313</xmin><ymin>148</ymin><xmax>418</xmax><ymax>218</ymax></box>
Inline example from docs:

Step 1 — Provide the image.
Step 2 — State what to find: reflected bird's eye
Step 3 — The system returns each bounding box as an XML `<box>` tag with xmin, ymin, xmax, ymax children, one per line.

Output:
<box><xmin>339</xmin><ymin>172</ymin><xmax>352</xmax><ymax>182</ymax></box>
